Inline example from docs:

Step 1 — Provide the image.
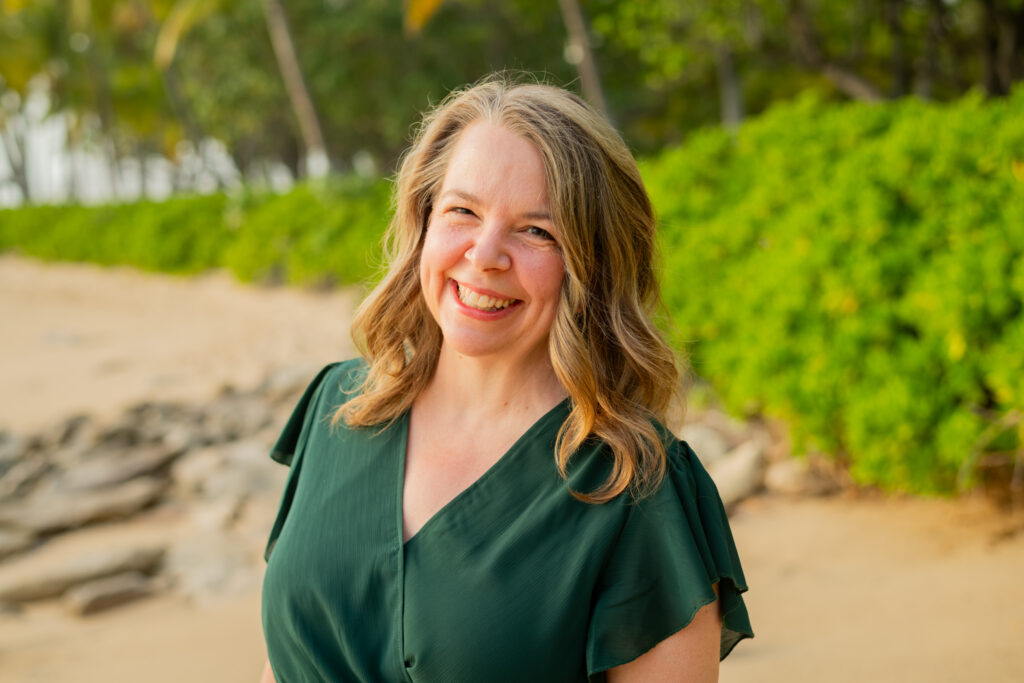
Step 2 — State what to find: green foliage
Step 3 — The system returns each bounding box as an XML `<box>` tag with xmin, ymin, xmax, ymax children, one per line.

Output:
<box><xmin>2</xmin><ymin>88</ymin><xmax>1021</xmax><ymax>497</ymax></box>
<box><xmin>0</xmin><ymin>176</ymin><xmax>390</xmax><ymax>288</ymax></box>
<box><xmin>173</xmin><ymin>0</ymin><xmax>579</xmax><ymax>173</ymax></box>
<box><xmin>220</xmin><ymin>177</ymin><xmax>390</xmax><ymax>287</ymax></box>
<box><xmin>646</xmin><ymin>86</ymin><xmax>1024</xmax><ymax>494</ymax></box>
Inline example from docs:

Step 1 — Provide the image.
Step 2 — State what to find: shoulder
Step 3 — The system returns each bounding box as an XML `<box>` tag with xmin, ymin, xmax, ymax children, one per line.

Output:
<box><xmin>301</xmin><ymin>358</ymin><xmax>368</xmax><ymax>408</ymax></box>
<box><xmin>583</xmin><ymin>423</ymin><xmax>753</xmax><ymax>674</ymax></box>
<box><xmin>269</xmin><ymin>358</ymin><xmax>368</xmax><ymax>466</ymax></box>
<box><xmin>565</xmin><ymin>420</ymin><xmax>708</xmax><ymax>508</ymax></box>
<box><xmin>631</xmin><ymin>431</ymin><xmax>725</xmax><ymax>528</ymax></box>
<box><xmin>323</xmin><ymin>357</ymin><xmax>369</xmax><ymax>393</ymax></box>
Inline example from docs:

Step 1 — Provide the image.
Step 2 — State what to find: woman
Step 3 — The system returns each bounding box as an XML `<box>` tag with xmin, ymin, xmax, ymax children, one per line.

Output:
<box><xmin>260</xmin><ymin>77</ymin><xmax>752</xmax><ymax>682</ymax></box>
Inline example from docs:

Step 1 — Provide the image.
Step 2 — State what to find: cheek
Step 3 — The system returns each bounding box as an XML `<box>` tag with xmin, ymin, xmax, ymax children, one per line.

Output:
<box><xmin>538</xmin><ymin>252</ymin><xmax>567</xmax><ymax>290</ymax></box>
<box><xmin>421</xmin><ymin>223</ymin><xmax>464</xmax><ymax>271</ymax></box>
<box><xmin>522</xmin><ymin>253</ymin><xmax>567</xmax><ymax>305</ymax></box>
<box><xmin>419</xmin><ymin>228</ymin><xmax>446</xmax><ymax>283</ymax></box>
<box><xmin>419</xmin><ymin>224</ymin><xmax>465</xmax><ymax>307</ymax></box>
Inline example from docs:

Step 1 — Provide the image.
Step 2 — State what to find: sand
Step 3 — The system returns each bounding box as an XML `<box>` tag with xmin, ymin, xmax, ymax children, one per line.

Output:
<box><xmin>1</xmin><ymin>255</ymin><xmax>1022</xmax><ymax>682</ymax></box>
<box><xmin>0</xmin><ymin>254</ymin><xmax>357</xmax><ymax>433</ymax></box>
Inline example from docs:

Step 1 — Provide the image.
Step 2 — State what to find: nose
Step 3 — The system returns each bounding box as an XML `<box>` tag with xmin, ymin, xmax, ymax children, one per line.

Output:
<box><xmin>465</xmin><ymin>222</ymin><xmax>511</xmax><ymax>271</ymax></box>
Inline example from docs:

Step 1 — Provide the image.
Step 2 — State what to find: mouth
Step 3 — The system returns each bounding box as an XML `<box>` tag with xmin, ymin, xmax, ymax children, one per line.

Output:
<box><xmin>454</xmin><ymin>281</ymin><xmax>520</xmax><ymax>312</ymax></box>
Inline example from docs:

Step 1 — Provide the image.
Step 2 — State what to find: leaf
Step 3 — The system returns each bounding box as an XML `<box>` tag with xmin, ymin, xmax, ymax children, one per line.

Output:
<box><xmin>404</xmin><ymin>0</ymin><xmax>444</xmax><ymax>34</ymax></box>
<box><xmin>154</xmin><ymin>0</ymin><xmax>218</xmax><ymax>70</ymax></box>
<box><xmin>0</xmin><ymin>0</ymin><xmax>33</xmax><ymax>15</ymax></box>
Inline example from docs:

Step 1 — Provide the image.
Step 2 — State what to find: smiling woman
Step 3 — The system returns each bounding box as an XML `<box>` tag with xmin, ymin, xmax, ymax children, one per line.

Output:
<box><xmin>259</xmin><ymin>75</ymin><xmax>753</xmax><ymax>683</ymax></box>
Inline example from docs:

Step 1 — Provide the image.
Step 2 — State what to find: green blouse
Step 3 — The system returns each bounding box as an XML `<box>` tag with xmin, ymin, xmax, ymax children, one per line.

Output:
<box><xmin>262</xmin><ymin>360</ymin><xmax>752</xmax><ymax>682</ymax></box>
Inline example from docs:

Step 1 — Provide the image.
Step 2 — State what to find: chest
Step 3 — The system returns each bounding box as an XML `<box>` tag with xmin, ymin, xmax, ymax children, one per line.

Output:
<box><xmin>401</xmin><ymin>408</ymin><xmax>543</xmax><ymax>542</ymax></box>
<box><xmin>263</xmin><ymin>411</ymin><xmax>620</xmax><ymax>682</ymax></box>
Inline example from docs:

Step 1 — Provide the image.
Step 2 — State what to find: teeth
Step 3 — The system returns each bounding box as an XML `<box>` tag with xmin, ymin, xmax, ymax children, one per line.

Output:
<box><xmin>457</xmin><ymin>283</ymin><xmax>514</xmax><ymax>311</ymax></box>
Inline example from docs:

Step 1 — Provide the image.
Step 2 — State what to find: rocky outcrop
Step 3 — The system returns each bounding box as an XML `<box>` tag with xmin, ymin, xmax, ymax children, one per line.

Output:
<box><xmin>64</xmin><ymin>572</ymin><xmax>155</xmax><ymax>616</ymax></box>
<box><xmin>0</xmin><ymin>477</ymin><xmax>169</xmax><ymax>535</ymax></box>
<box><xmin>707</xmin><ymin>440</ymin><xmax>765</xmax><ymax>508</ymax></box>
<box><xmin>0</xmin><ymin>367</ymin><xmax>827</xmax><ymax>618</ymax></box>
<box><xmin>0</xmin><ymin>542</ymin><xmax>164</xmax><ymax>603</ymax></box>
<box><xmin>765</xmin><ymin>456</ymin><xmax>843</xmax><ymax>497</ymax></box>
<box><xmin>0</xmin><ymin>530</ymin><xmax>34</xmax><ymax>560</ymax></box>
<box><xmin>0</xmin><ymin>367</ymin><xmax>306</xmax><ymax>615</ymax></box>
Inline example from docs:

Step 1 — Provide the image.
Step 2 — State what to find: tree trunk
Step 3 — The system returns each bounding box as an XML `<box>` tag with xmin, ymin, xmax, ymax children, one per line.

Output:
<box><xmin>980</xmin><ymin>0</ymin><xmax>1009</xmax><ymax>95</ymax></box>
<box><xmin>786</xmin><ymin>0</ymin><xmax>884</xmax><ymax>101</ymax></box>
<box><xmin>919</xmin><ymin>0</ymin><xmax>949</xmax><ymax>98</ymax></box>
<box><xmin>556</xmin><ymin>0</ymin><xmax>611</xmax><ymax>122</ymax></box>
<box><xmin>77</xmin><ymin>17</ymin><xmax>122</xmax><ymax>199</ymax></box>
<box><xmin>714</xmin><ymin>43</ymin><xmax>744</xmax><ymax>130</ymax></box>
<box><xmin>0</xmin><ymin>105</ymin><xmax>31</xmax><ymax>203</ymax></box>
<box><xmin>261</xmin><ymin>0</ymin><xmax>330</xmax><ymax>178</ymax></box>
<box><xmin>65</xmin><ymin>114</ymin><xmax>80</xmax><ymax>203</ymax></box>
<box><xmin>1002</xmin><ymin>1</ymin><xmax>1024</xmax><ymax>85</ymax></box>
<box><xmin>137</xmin><ymin>146</ymin><xmax>149</xmax><ymax>199</ymax></box>
<box><xmin>885</xmin><ymin>0</ymin><xmax>912</xmax><ymax>97</ymax></box>
<box><xmin>161</xmin><ymin>64</ymin><xmax>229</xmax><ymax>190</ymax></box>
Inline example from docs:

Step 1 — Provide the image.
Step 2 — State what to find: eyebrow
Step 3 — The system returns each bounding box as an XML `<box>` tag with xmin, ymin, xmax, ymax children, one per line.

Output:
<box><xmin>441</xmin><ymin>189</ymin><xmax>553</xmax><ymax>222</ymax></box>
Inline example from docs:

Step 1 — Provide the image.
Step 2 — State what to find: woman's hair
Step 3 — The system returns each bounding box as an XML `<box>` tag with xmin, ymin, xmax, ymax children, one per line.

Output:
<box><xmin>337</xmin><ymin>74</ymin><xmax>682</xmax><ymax>503</ymax></box>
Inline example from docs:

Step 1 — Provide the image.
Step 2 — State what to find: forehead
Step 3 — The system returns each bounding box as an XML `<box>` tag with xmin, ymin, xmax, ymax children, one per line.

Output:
<box><xmin>439</xmin><ymin>121</ymin><xmax>550</xmax><ymax>211</ymax></box>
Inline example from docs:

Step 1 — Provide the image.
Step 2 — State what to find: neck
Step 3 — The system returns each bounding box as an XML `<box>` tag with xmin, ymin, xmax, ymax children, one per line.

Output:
<box><xmin>420</xmin><ymin>342</ymin><xmax>567</xmax><ymax>418</ymax></box>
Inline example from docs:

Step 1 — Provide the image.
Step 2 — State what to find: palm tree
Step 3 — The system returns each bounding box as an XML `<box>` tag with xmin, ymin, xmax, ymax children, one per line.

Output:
<box><xmin>156</xmin><ymin>0</ymin><xmax>330</xmax><ymax>178</ymax></box>
<box><xmin>260</xmin><ymin>0</ymin><xmax>329</xmax><ymax>177</ymax></box>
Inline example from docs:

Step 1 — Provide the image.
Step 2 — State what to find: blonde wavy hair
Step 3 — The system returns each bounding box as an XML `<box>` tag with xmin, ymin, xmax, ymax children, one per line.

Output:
<box><xmin>337</xmin><ymin>75</ymin><xmax>682</xmax><ymax>503</ymax></box>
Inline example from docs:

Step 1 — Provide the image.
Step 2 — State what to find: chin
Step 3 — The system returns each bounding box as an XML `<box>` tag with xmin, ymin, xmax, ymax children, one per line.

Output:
<box><xmin>442</xmin><ymin>337</ymin><xmax>511</xmax><ymax>359</ymax></box>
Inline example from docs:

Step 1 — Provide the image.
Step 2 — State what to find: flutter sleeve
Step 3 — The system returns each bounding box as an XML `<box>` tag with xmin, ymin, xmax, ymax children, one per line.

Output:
<box><xmin>586</xmin><ymin>438</ymin><xmax>753</xmax><ymax>678</ymax></box>
<box><xmin>263</xmin><ymin>361</ymin><xmax>343</xmax><ymax>560</ymax></box>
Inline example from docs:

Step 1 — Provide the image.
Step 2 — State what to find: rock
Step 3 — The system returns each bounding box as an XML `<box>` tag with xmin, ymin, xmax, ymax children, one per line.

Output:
<box><xmin>0</xmin><ymin>601</ymin><xmax>23</xmax><ymax>617</ymax></box>
<box><xmin>63</xmin><ymin>571</ymin><xmax>153</xmax><ymax>616</ymax></box>
<box><xmin>190</xmin><ymin>498</ymin><xmax>244</xmax><ymax>531</ymax></box>
<box><xmin>131</xmin><ymin>402</ymin><xmax>196</xmax><ymax>445</ymax></box>
<box><xmin>698</xmin><ymin>409</ymin><xmax>750</xmax><ymax>446</ymax></box>
<box><xmin>0</xmin><ymin>529</ymin><xmax>35</xmax><ymax>560</ymax></box>
<box><xmin>171</xmin><ymin>446</ymin><xmax>226</xmax><ymax>496</ymax></box>
<box><xmin>160</xmin><ymin>423</ymin><xmax>202</xmax><ymax>455</ymax></box>
<box><xmin>259</xmin><ymin>365</ymin><xmax>320</xmax><ymax>405</ymax></box>
<box><xmin>211</xmin><ymin>439</ymin><xmax>279</xmax><ymax>497</ymax></box>
<box><xmin>0</xmin><ymin>454</ymin><xmax>51</xmax><ymax>501</ymax></box>
<box><xmin>707</xmin><ymin>440</ymin><xmax>764</xmax><ymax>508</ymax></box>
<box><xmin>200</xmin><ymin>397</ymin><xmax>273</xmax><ymax>444</ymax></box>
<box><xmin>765</xmin><ymin>457</ymin><xmax>840</xmax><ymax>497</ymax></box>
<box><xmin>56</xmin><ymin>445</ymin><xmax>181</xmax><ymax>492</ymax></box>
<box><xmin>126</xmin><ymin>400</ymin><xmax>189</xmax><ymax>427</ymax></box>
<box><xmin>172</xmin><ymin>440</ymin><xmax>278</xmax><ymax>500</ymax></box>
<box><xmin>0</xmin><ymin>477</ymin><xmax>168</xmax><ymax>535</ymax></box>
<box><xmin>0</xmin><ymin>431</ymin><xmax>28</xmax><ymax>474</ymax></box>
<box><xmin>678</xmin><ymin>423</ymin><xmax>731</xmax><ymax>468</ymax></box>
<box><xmin>55</xmin><ymin>414</ymin><xmax>96</xmax><ymax>448</ymax></box>
<box><xmin>164</xmin><ymin>531</ymin><xmax>259</xmax><ymax>603</ymax></box>
<box><xmin>0</xmin><ymin>543</ymin><xmax>164</xmax><ymax>603</ymax></box>
<box><xmin>95</xmin><ymin>423</ymin><xmax>142</xmax><ymax>450</ymax></box>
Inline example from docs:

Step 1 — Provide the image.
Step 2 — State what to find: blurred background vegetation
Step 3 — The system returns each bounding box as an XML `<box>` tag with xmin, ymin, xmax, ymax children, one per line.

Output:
<box><xmin>1</xmin><ymin>0</ymin><xmax>1022</xmax><ymax>498</ymax></box>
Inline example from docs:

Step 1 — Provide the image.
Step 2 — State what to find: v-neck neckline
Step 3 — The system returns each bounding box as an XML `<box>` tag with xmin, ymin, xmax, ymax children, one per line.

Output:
<box><xmin>397</xmin><ymin>397</ymin><xmax>570</xmax><ymax>549</ymax></box>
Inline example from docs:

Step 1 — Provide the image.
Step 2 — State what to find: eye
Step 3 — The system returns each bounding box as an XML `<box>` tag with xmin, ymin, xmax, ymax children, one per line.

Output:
<box><xmin>524</xmin><ymin>226</ymin><xmax>556</xmax><ymax>241</ymax></box>
<box><xmin>450</xmin><ymin>206</ymin><xmax>476</xmax><ymax>216</ymax></box>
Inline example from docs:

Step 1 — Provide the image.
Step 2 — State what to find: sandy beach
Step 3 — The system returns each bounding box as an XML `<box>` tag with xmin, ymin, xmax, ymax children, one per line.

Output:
<box><xmin>1</xmin><ymin>255</ymin><xmax>1021</xmax><ymax>682</ymax></box>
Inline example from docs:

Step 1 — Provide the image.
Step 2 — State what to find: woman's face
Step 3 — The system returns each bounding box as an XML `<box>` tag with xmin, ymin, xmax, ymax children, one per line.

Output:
<box><xmin>419</xmin><ymin>121</ymin><xmax>565</xmax><ymax>368</ymax></box>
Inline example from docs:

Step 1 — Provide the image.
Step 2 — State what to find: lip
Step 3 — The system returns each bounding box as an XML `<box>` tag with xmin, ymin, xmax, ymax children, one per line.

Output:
<box><xmin>449</xmin><ymin>279</ymin><xmax>523</xmax><ymax>319</ymax></box>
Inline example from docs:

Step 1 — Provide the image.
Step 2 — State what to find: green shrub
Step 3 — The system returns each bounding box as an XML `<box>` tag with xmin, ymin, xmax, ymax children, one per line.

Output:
<box><xmin>646</xmin><ymin>87</ymin><xmax>1024</xmax><ymax>494</ymax></box>
<box><xmin>0</xmin><ymin>177</ymin><xmax>391</xmax><ymax>287</ymax></box>
<box><xmin>220</xmin><ymin>177</ymin><xmax>390</xmax><ymax>287</ymax></box>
